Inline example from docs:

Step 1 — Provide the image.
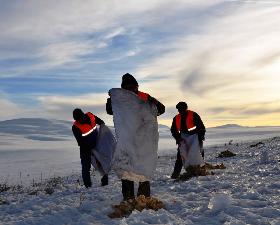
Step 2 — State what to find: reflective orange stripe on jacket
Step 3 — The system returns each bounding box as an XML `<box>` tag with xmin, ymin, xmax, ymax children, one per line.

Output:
<box><xmin>138</xmin><ymin>91</ymin><xmax>149</xmax><ymax>102</ymax></box>
<box><xmin>175</xmin><ymin>110</ymin><xmax>196</xmax><ymax>132</ymax></box>
<box><xmin>73</xmin><ymin>112</ymin><xmax>97</xmax><ymax>136</ymax></box>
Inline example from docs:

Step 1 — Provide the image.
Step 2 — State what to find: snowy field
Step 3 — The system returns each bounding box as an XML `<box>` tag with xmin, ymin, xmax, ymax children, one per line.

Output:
<box><xmin>1</xmin><ymin>136</ymin><xmax>280</xmax><ymax>224</ymax></box>
<box><xmin>1</xmin><ymin>118</ymin><xmax>280</xmax><ymax>185</ymax></box>
<box><xmin>0</xmin><ymin>118</ymin><xmax>280</xmax><ymax>224</ymax></box>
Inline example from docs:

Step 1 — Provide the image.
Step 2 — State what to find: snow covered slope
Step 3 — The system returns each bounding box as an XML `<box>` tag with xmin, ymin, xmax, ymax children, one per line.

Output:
<box><xmin>206</xmin><ymin>125</ymin><xmax>280</xmax><ymax>147</ymax></box>
<box><xmin>0</xmin><ymin>118</ymin><xmax>72</xmax><ymax>141</ymax></box>
<box><xmin>1</xmin><ymin>118</ymin><xmax>280</xmax><ymax>185</ymax></box>
<box><xmin>1</xmin><ymin>137</ymin><xmax>280</xmax><ymax>224</ymax></box>
<box><xmin>0</xmin><ymin>119</ymin><xmax>78</xmax><ymax>184</ymax></box>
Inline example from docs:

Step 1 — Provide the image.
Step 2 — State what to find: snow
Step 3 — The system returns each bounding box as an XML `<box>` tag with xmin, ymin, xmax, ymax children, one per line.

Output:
<box><xmin>259</xmin><ymin>151</ymin><xmax>270</xmax><ymax>164</ymax></box>
<box><xmin>1</xmin><ymin>119</ymin><xmax>280</xmax><ymax>224</ymax></box>
<box><xmin>208</xmin><ymin>193</ymin><xmax>232</xmax><ymax>213</ymax></box>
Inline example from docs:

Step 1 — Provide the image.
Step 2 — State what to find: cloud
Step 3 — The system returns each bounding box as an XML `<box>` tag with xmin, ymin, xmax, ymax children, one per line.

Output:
<box><xmin>0</xmin><ymin>98</ymin><xmax>22</xmax><ymax>120</ymax></box>
<box><xmin>38</xmin><ymin>41</ymin><xmax>97</xmax><ymax>67</ymax></box>
<box><xmin>208</xmin><ymin>100</ymin><xmax>280</xmax><ymax>116</ymax></box>
<box><xmin>0</xmin><ymin>1</ymin><xmax>280</xmax><ymax>126</ymax></box>
<box><xmin>0</xmin><ymin>90</ymin><xmax>111</xmax><ymax>122</ymax></box>
<box><xmin>254</xmin><ymin>52</ymin><xmax>280</xmax><ymax>69</ymax></box>
<box><xmin>135</xmin><ymin>1</ymin><xmax>280</xmax><ymax>102</ymax></box>
<box><xmin>37</xmin><ymin>93</ymin><xmax>107</xmax><ymax>107</ymax></box>
<box><xmin>235</xmin><ymin>101</ymin><xmax>280</xmax><ymax>116</ymax></box>
<box><xmin>0</xmin><ymin>0</ymin><xmax>226</xmax><ymax>77</ymax></box>
<box><xmin>35</xmin><ymin>93</ymin><xmax>113</xmax><ymax>122</ymax></box>
<box><xmin>180</xmin><ymin>69</ymin><xmax>246</xmax><ymax>97</ymax></box>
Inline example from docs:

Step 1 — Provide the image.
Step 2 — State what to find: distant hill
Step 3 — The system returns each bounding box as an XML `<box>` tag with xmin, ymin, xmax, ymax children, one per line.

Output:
<box><xmin>0</xmin><ymin>118</ymin><xmax>72</xmax><ymax>141</ymax></box>
<box><xmin>210</xmin><ymin>124</ymin><xmax>280</xmax><ymax>129</ymax></box>
<box><xmin>1</xmin><ymin>119</ymin><xmax>278</xmax><ymax>142</ymax></box>
<box><xmin>211</xmin><ymin>124</ymin><xmax>245</xmax><ymax>129</ymax></box>
<box><xmin>0</xmin><ymin>118</ymin><xmax>174</xmax><ymax>141</ymax></box>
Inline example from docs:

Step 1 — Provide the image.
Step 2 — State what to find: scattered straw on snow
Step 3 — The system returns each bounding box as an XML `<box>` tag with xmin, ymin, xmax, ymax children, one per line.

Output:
<box><xmin>108</xmin><ymin>195</ymin><xmax>165</xmax><ymax>218</ymax></box>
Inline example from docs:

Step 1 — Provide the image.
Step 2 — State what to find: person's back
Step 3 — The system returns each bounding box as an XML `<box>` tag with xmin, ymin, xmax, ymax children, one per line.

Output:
<box><xmin>106</xmin><ymin>73</ymin><xmax>165</xmax><ymax>201</ymax></box>
<box><xmin>72</xmin><ymin>108</ymin><xmax>108</xmax><ymax>187</ymax></box>
<box><xmin>170</xmin><ymin>102</ymin><xmax>206</xmax><ymax>179</ymax></box>
<box><xmin>171</xmin><ymin>105</ymin><xmax>205</xmax><ymax>144</ymax></box>
<box><xmin>72</xmin><ymin>111</ymin><xmax>100</xmax><ymax>150</ymax></box>
<box><xmin>106</xmin><ymin>73</ymin><xmax>165</xmax><ymax>116</ymax></box>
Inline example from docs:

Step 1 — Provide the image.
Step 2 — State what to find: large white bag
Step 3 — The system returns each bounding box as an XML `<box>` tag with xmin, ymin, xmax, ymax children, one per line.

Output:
<box><xmin>179</xmin><ymin>133</ymin><xmax>204</xmax><ymax>168</ymax></box>
<box><xmin>109</xmin><ymin>88</ymin><xmax>159</xmax><ymax>182</ymax></box>
<box><xmin>91</xmin><ymin>124</ymin><xmax>116</xmax><ymax>175</ymax></box>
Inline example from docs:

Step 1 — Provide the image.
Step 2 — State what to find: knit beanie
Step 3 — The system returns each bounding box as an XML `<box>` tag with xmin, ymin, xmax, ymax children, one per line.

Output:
<box><xmin>121</xmin><ymin>73</ymin><xmax>138</xmax><ymax>88</ymax></box>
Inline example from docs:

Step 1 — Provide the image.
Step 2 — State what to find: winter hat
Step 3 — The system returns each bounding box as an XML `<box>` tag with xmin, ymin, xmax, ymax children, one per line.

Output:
<box><xmin>176</xmin><ymin>102</ymin><xmax>188</xmax><ymax>110</ymax></box>
<box><xmin>73</xmin><ymin>108</ymin><xmax>84</xmax><ymax>121</ymax></box>
<box><xmin>121</xmin><ymin>73</ymin><xmax>138</xmax><ymax>88</ymax></box>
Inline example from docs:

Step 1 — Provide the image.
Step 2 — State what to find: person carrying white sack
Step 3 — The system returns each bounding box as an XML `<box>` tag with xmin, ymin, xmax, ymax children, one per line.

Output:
<box><xmin>170</xmin><ymin>102</ymin><xmax>206</xmax><ymax>179</ymax></box>
<box><xmin>72</xmin><ymin>108</ymin><xmax>115</xmax><ymax>187</ymax></box>
<box><xmin>106</xmin><ymin>73</ymin><xmax>165</xmax><ymax>201</ymax></box>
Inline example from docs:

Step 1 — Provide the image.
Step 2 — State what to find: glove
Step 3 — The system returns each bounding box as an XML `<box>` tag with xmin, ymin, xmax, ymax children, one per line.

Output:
<box><xmin>198</xmin><ymin>134</ymin><xmax>205</xmax><ymax>142</ymax></box>
<box><xmin>176</xmin><ymin>137</ymin><xmax>184</xmax><ymax>145</ymax></box>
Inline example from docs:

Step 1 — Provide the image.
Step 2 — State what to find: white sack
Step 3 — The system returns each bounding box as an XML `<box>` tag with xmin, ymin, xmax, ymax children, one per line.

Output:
<box><xmin>109</xmin><ymin>88</ymin><xmax>159</xmax><ymax>182</ymax></box>
<box><xmin>91</xmin><ymin>124</ymin><xmax>116</xmax><ymax>176</ymax></box>
<box><xmin>179</xmin><ymin>133</ymin><xmax>204</xmax><ymax>168</ymax></box>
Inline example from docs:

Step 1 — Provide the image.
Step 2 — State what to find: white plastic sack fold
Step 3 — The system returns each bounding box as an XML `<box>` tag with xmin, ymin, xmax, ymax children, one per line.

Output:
<box><xmin>109</xmin><ymin>88</ymin><xmax>159</xmax><ymax>182</ymax></box>
<box><xmin>91</xmin><ymin>124</ymin><xmax>116</xmax><ymax>176</ymax></box>
<box><xmin>179</xmin><ymin>133</ymin><xmax>204</xmax><ymax>168</ymax></box>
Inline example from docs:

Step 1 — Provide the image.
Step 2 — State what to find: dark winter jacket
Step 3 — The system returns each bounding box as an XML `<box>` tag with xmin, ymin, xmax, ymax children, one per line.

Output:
<box><xmin>171</xmin><ymin>111</ymin><xmax>206</xmax><ymax>144</ymax></box>
<box><xmin>106</xmin><ymin>91</ymin><xmax>165</xmax><ymax>116</ymax></box>
<box><xmin>72</xmin><ymin>113</ymin><xmax>104</xmax><ymax>150</ymax></box>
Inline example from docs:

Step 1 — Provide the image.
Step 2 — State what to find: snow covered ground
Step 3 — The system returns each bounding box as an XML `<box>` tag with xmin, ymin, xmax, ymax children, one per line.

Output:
<box><xmin>1</xmin><ymin>134</ymin><xmax>280</xmax><ymax>224</ymax></box>
<box><xmin>1</xmin><ymin>119</ymin><xmax>280</xmax><ymax>224</ymax></box>
<box><xmin>2</xmin><ymin>118</ymin><xmax>280</xmax><ymax>185</ymax></box>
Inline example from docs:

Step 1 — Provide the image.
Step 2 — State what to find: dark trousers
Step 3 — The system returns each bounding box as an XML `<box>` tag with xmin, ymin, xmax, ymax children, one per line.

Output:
<box><xmin>200</xmin><ymin>141</ymin><xmax>204</xmax><ymax>159</ymax></box>
<box><xmin>171</xmin><ymin>150</ymin><xmax>183</xmax><ymax>179</ymax></box>
<box><xmin>80</xmin><ymin>148</ymin><xmax>92</xmax><ymax>188</ymax></box>
<box><xmin>101</xmin><ymin>174</ymin><xmax>108</xmax><ymax>186</ymax></box>
<box><xmin>121</xmin><ymin>179</ymin><xmax>150</xmax><ymax>201</ymax></box>
<box><xmin>80</xmin><ymin>148</ymin><xmax>108</xmax><ymax>187</ymax></box>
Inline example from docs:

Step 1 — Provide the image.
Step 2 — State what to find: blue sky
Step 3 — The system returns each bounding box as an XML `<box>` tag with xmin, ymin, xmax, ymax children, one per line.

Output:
<box><xmin>0</xmin><ymin>0</ymin><xmax>280</xmax><ymax>127</ymax></box>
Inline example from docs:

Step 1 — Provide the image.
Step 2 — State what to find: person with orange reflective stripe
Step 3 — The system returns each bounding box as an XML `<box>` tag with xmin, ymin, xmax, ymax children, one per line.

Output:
<box><xmin>170</xmin><ymin>102</ymin><xmax>206</xmax><ymax>179</ymax></box>
<box><xmin>72</xmin><ymin>108</ymin><xmax>108</xmax><ymax>188</ymax></box>
<box><xmin>106</xmin><ymin>73</ymin><xmax>165</xmax><ymax>201</ymax></box>
<box><xmin>106</xmin><ymin>73</ymin><xmax>165</xmax><ymax>116</ymax></box>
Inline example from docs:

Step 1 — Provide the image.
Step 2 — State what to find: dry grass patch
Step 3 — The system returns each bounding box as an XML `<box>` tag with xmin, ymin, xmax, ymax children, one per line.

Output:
<box><xmin>108</xmin><ymin>195</ymin><xmax>165</xmax><ymax>218</ymax></box>
<box><xmin>177</xmin><ymin>163</ymin><xmax>226</xmax><ymax>181</ymax></box>
<box><xmin>218</xmin><ymin>150</ymin><xmax>236</xmax><ymax>158</ymax></box>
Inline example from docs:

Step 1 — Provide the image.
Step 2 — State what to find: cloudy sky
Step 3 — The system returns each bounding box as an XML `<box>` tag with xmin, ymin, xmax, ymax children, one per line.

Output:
<box><xmin>0</xmin><ymin>0</ymin><xmax>279</xmax><ymax>127</ymax></box>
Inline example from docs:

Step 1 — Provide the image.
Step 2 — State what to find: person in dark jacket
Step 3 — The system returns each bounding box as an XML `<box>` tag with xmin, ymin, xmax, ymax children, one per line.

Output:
<box><xmin>72</xmin><ymin>108</ymin><xmax>108</xmax><ymax>188</ymax></box>
<box><xmin>170</xmin><ymin>102</ymin><xmax>206</xmax><ymax>179</ymax></box>
<box><xmin>106</xmin><ymin>73</ymin><xmax>165</xmax><ymax>201</ymax></box>
<box><xmin>106</xmin><ymin>73</ymin><xmax>165</xmax><ymax>116</ymax></box>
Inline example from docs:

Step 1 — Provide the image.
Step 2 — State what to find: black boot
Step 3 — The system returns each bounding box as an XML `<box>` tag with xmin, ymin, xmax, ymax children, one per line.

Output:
<box><xmin>171</xmin><ymin>150</ymin><xmax>183</xmax><ymax>179</ymax></box>
<box><xmin>199</xmin><ymin>141</ymin><xmax>204</xmax><ymax>159</ymax></box>
<box><xmin>137</xmin><ymin>181</ymin><xmax>150</xmax><ymax>197</ymax></box>
<box><xmin>201</xmin><ymin>149</ymin><xmax>205</xmax><ymax>159</ymax></box>
<box><xmin>121</xmin><ymin>179</ymin><xmax>135</xmax><ymax>201</ymax></box>
<box><xmin>101</xmin><ymin>174</ymin><xmax>108</xmax><ymax>186</ymax></box>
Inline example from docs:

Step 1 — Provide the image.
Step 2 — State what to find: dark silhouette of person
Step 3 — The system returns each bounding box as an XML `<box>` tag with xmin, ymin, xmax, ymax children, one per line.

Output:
<box><xmin>170</xmin><ymin>102</ymin><xmax>206</xmax><ymax>179</ymax></box>
<box><xmin>72</xmin><ymin>108</ymin><xmax>108</xmax><ymax>187</ymax></box>
<box><xmin>106</xmin><ymin>73</ymin><xmax>165</xmax><ymax>200</ymax></box>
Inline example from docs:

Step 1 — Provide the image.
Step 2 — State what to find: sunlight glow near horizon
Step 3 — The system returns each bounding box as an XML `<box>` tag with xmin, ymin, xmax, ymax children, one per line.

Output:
<box><xmin>0</xmin><ymin>0</ymin><xmax>279</xmax><ymax>127</ymax></box>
